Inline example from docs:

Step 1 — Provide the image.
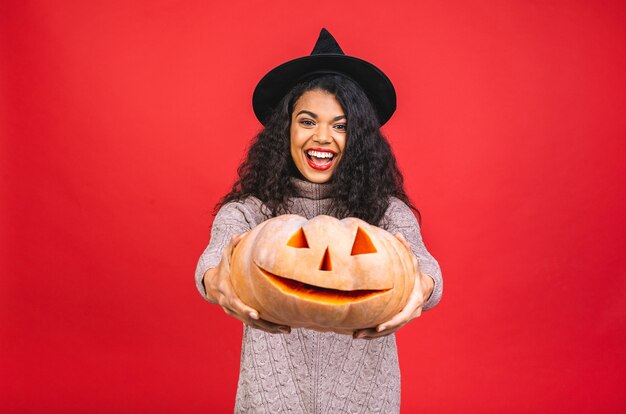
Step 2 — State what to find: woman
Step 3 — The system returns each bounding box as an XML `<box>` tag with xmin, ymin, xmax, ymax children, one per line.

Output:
<box><xmin>195</xmin><ymin>29</ymin><xmax>442</xmax><ymax>413</ymax></box>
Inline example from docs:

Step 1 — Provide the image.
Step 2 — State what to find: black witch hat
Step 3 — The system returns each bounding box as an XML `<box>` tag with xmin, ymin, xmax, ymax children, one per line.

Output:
<box><xmin>252</xmin><ymin>28</ymin><xmax>397</xmax><ymax>126</ymax></box>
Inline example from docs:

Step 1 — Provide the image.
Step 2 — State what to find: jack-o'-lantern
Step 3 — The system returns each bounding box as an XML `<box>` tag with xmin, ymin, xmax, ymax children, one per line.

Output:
<box><xmin>230</xmin><ymin>215</ymin><xmax>415</xmax><ymax>333</ymax></box>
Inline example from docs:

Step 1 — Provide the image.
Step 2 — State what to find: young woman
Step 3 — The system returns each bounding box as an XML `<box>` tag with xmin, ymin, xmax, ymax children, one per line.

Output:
<box><xmin>195</xmin><ymin>29</ymin><xmax>442</xmax><ymax>413</ymax></box>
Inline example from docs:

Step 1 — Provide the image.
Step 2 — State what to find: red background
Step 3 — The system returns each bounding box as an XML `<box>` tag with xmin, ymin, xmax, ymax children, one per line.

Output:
<box><xmin>1</xmin><ymin>1</ymin><xmax>625</xmax><ymax>412</ymax></box>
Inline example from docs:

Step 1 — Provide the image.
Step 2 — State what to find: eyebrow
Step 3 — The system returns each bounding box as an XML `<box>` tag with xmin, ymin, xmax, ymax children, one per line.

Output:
<box><xmin>296</xmin><ymin>110</ymin><xmax>346</xmax><ymax>121</ymax></box>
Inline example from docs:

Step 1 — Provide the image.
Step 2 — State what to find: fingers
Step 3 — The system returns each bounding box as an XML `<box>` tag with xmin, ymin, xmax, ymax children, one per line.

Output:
<box><xmin>216</xmin><ymin>278</ymin><xmax>259</xmax><ymax>320</ymax></box>
<box><xmin>249</xmin><ymin>318</ymin><xmax>291</xmax><ymax>335</ymax></box>
<box><xmin>353</xmin><ymin>324</ymin><xmax>403</xmax><ymax>340</ymax></box>
<box><xmin>378</xmin><ymin>303</ymin><xmax>423</xmax><ymax>332</ymax></box>
<box><xmin>394</xmin><ymin>232</ymin><xmax>411</xmax><ymax>251</ymax></box>
<box><xmin>222</xmin><ymin>233</ymin><xmax>245</xmax><ymax>266</ymax></box>
<box><xmin>223</xmin><ymin>234</ymin><xmax>237</xmax><ymax>256</ymax></box>
<box><xmin>212</xmin><ymin>237</ymin><xmax>291</xmax><ymax>334</ymax></box>
<box><xmin>352</xmin><ymin>312</ymin><xmax>409</xmax><ymax>340</ymax></box>
<box><xmin>352</xmin><ymin>272</ymin><xmax>426</xmax><ymax>339</ymax></box>
<box><xmin>210</xmin><ymin>231</ymin><xmax>291</xmax><ymax>335</ymax></box>
<box><xmin>221</xmin><ymin>305</ymin><xmax>290</xmax><ymax>334</ymax></box>
<box><xmin>221</xmin><ymin>290</ymin><xmax>259</xmax><ymax>320</ymax></box>
<box><xmin>352</xmin><ymin>305</ymin><xmax>421</xmax><ymax>339</ymax></box>
<box><xmin>394</xmin><ymin>232</ymin><xmax>421</xmax><ymax>273</ymax></box>
<box><xmin>217</xmin><ymin>288</ymin><xmax>291</xmax><ymax>335</ymax></box>
<box><xmin>231</xmin><ymin>232</ymin><xmax>248</xmax><ymax>247</ymax></box>
<box><xmin>333</xmin><ymin>328</ymin><xmax>357</xmax><ymax>336</ymax></box>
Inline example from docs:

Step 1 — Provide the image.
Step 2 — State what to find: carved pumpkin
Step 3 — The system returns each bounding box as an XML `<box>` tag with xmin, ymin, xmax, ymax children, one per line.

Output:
<box><xmin>230</xmin><ymin>215</ymin><xmax>415</xmax><ymax>333</ymax></box>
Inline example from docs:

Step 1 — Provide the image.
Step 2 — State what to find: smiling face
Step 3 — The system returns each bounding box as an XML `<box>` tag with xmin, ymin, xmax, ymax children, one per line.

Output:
<box><xmin>290</xmin><ymin>89</ymin><xmax>347</xmax><ymax>183</ymax></box>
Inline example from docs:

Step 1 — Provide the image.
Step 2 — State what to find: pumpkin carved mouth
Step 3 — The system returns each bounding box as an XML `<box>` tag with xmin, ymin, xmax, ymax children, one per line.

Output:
<box><xmin>256</xmin><ymin>265</ymin><xmax>390</xmax><ymax>304</ymax></box>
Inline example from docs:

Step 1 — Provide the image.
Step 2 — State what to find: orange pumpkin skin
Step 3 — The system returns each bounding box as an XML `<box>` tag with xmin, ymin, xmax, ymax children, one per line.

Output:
<box><xmin>230</xmin><ymin>215</ymin><xmax>415</xmax><ymax>333</ymax></box>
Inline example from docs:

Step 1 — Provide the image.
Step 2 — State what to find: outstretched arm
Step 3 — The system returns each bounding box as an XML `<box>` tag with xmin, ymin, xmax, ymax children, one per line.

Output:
<box><xmin>380</xmin><ymin>198</ymin><xmax>443</xmax><ymax>311</ymax></box>
<box><xmin>195</xmin><ymin>202</ymin><xmax>291</xmax><ymax>334</ymax></box>
<box><xmin>354</xmin><ymin>198</ymin><xmax>442</xmax><ymax>339</ymax></box>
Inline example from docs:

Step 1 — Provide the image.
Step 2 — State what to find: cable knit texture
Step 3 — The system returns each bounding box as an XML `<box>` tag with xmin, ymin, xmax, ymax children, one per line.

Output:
<box><xmin>195</xmin><ymin>178</ymin><xmax>442</xmax><ymax>413</ymax></box>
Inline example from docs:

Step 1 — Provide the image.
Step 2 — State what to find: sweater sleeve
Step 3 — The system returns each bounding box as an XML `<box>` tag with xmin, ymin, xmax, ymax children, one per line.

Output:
<box><xmin>194</xmin><ymin>202</ymin><xmax>257</xmax><ymax>301</ymax></box>
<box><xmin>380</xmin><ymin>198</ymin><xmax>443</xmax><ymax>311</ymax></box>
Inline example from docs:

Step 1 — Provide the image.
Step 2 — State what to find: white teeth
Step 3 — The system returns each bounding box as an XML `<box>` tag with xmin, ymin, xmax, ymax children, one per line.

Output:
<box><xmin>307</xmin><ymin>150</ymin><xmax>334</xmax><ymax>159</ymax></box>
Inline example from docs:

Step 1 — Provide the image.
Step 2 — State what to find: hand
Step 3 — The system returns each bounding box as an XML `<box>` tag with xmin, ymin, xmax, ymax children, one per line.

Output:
<box><xmin>352</xmin><ymin>232</ymin><xmax>434</xmax><ymax>340</ymax></box>
<box><xmin>203</xmin><ymin>233</ymin><xmax>292</xmax><ymax>335</ymax></box>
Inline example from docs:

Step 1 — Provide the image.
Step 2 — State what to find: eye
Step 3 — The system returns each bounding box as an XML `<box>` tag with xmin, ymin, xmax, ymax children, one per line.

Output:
<box><xmin>350</xmin><ymin>227</ymin><xmax>377</xmax><ymax>255</ymax></box>
<box><xmin>334</xmin><ymin>123</ymin><xmax>347</xmax><ymax>131</ymax></box>
<box><xmin>299</xmin><ymin>119</ymin><xmax>316</xmax><ymax>127</ymax></box>
<box><xmin>287</xmin><ymin>227</ymin><xmax>309</xmax><ymax>248</ymax></box>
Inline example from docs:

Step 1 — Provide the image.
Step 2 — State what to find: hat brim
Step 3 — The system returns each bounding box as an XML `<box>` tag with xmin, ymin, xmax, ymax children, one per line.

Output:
<box><xmin>252</xmin><ymin>54</ymin><xmax>396</xmax><ymax>126</ymax></box>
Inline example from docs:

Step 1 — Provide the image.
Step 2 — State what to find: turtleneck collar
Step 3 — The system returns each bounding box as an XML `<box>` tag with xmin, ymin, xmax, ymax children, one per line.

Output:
<box><xmin>290</xmin><ymin>177</ymin><xmax>333</xmax><ymax>200</ymax></box>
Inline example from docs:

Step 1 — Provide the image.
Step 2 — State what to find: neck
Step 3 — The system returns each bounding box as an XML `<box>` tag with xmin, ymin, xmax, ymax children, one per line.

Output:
<box><xmin>290</xmin><ymin>177</ymin><xmax>333</xmax><ymax>200</ymax></box>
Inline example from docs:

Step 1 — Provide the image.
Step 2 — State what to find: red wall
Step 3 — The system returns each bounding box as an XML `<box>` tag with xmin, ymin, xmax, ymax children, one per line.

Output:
<box><xmin>1</xmin><ymin>1</ymin><xmax>625</xmax><ymax>412</ymax></box>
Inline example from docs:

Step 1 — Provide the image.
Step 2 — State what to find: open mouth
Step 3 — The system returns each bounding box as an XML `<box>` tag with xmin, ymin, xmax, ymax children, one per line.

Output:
<box><xmin>257</xmin><ymin>266</ymin><xmax>389</xmax><ymax>304</ymax></box>
<box><xmin>305</xmin><ymin>148</ymin><xmax>336</xmax><ymax>171</ymax></box>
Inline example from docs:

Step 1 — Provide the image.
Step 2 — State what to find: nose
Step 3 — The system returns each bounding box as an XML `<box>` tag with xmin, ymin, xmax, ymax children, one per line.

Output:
<box><xmin>314</xmin><ymin>126</ymin><xmax>333</xmax><ymax>144</ymax></box>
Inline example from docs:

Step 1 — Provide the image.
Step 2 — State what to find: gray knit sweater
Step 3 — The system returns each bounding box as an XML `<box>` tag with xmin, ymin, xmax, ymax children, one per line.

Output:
<box><xmin>195</xmin><ymin>178</ymin><xmax>442</xmax><ymax>413</ymax></box>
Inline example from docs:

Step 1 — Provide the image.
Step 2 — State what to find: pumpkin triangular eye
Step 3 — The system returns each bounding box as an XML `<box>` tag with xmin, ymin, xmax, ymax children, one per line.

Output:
<box><xmin>319</xmin><ymin>247</ymin><xmax>332</xmax><ymax>271</ymax></box>
<box><xmin>287</xmin><ymin>227</ymin><xmax>310</xmax><ymax>248</ymax></box>
<box><xmin>350</xmin><ymin>227</ymin><xmax>377</xmax><ymax>255</ymax></box>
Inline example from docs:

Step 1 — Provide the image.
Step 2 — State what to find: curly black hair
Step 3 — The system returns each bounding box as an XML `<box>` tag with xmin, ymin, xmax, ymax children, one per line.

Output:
<box><xmin>216</xmin><ymin>74</ymin><xmax>418</xmax><ymax>225</ymax></box>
